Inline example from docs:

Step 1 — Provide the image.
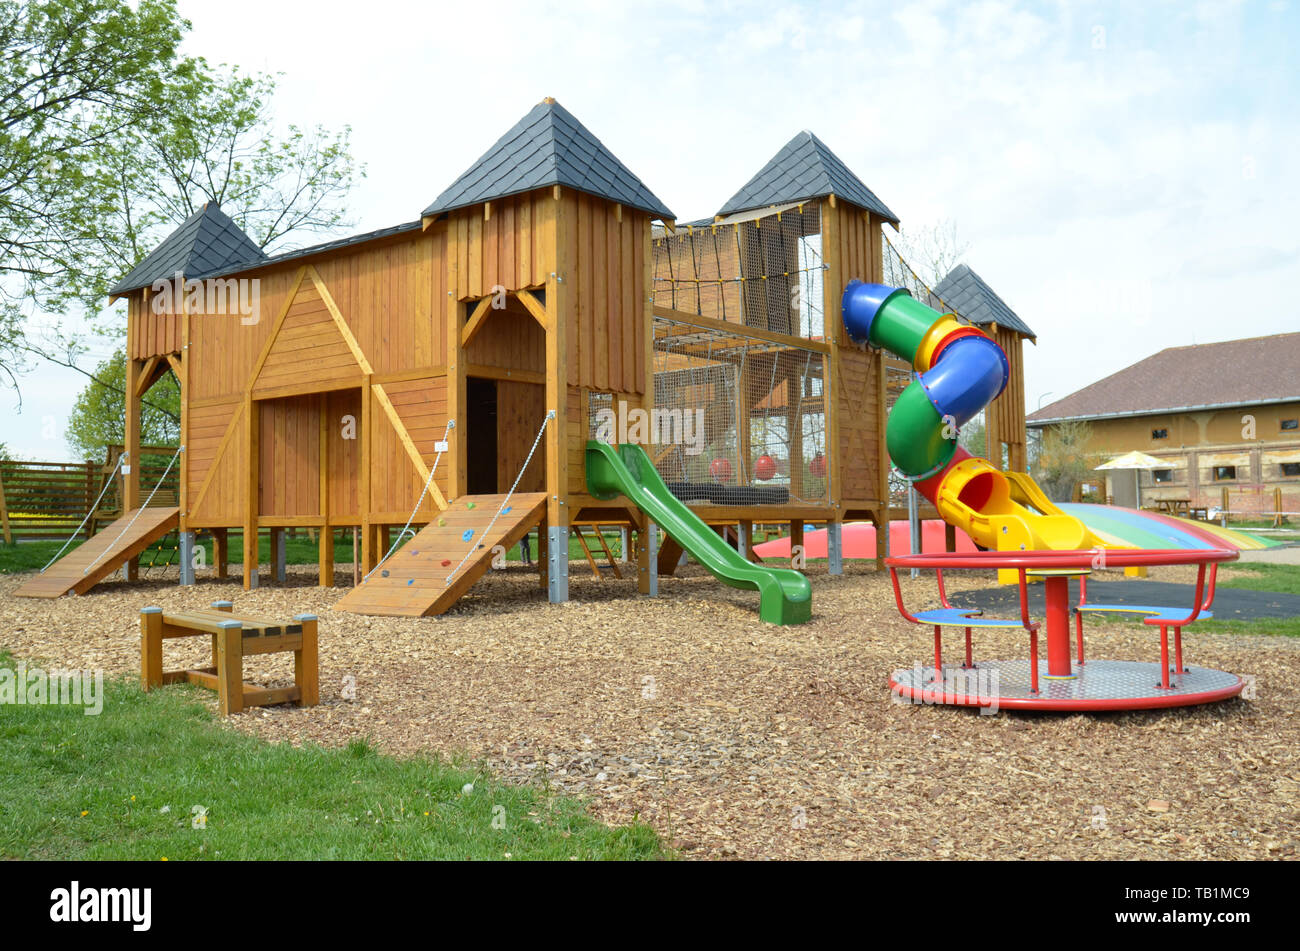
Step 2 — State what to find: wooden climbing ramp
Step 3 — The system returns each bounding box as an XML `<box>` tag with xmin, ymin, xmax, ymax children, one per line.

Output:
<box><xmin>14</xmin><ymin>506</ymin><xmax>180</xmax><ymax>598</ymax></box>
<box><xmin>333</xmin><ymin>493</ymin><xmax>548</xmax><ymax>618</ymax></box>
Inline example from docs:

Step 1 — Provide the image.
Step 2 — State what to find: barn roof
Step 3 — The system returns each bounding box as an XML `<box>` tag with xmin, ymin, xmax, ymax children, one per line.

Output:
<box><xmin>109</xmin><ymin>203</ymin><xmax>266</xmax><ymax>296</ymax></box>
<box><xmin>716</xmin><ymin>130</ymin><xmax>899</xmax><ymax>222</ymax></box>
<box><xmin>1027</xmin><ymin>332</ymin><xmax>1300</xmax><ymax>425</ymax></box>
<box><xmin>932</xmin><ymin>264</ymin><xmax>1036</xmax><ymax>339</ymax></box>
<box><xmin>421</xmin><ymin>98</ymin><xmax>674</xmax><ymax>220</ymax></box>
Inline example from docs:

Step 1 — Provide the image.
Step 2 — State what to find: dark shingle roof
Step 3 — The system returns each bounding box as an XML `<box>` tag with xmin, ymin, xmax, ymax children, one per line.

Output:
<box><xmin>196</xmin><ymin>221</ymin><xmax>423</xmax><ymax>280</ymax></box>
<box><xmin>422</xmin><ymin>98</ymin><xmax>674</xmax><ymax>220</ymax></box>
<box><xmin>932</xmin><ymin>264</ymin><xmax>1036</xmax><ymax>339</ymax></box>
<box><xmin>109</xmin><ymin>203</ymin><xmax>266</xmax><ymax>296</ymax></box>
<box><xmin>717</xmin><ymin>130</ymin><xmax>899</xmax><ymax>222</ymax></box>
<box><xmin>1027</xmin><ymin>332</ymin><xmax>1300</xmax><ymax>425</ymax></box>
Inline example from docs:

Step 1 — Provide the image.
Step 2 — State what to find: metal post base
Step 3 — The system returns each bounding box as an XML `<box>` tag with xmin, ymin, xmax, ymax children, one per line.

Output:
<box><xmin>547</xmin><ymin>525</ymin><xmax>569</xmax><ymax>603</ymax></box>
<box><xmin>827</xmin><ymin>521</ymin><xmax>843</xmax><ymax>575</ymax></box>
<box><xmin>179</xmin><ymin>531</ymin><xmax>196</xmax><ymax>585</ymax></box>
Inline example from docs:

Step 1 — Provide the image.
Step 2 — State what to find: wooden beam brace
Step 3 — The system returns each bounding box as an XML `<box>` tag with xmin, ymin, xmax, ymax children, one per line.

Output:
<box><xmin>515</xmin><ymin>289</ymin><xmax>549</xmax><ymax>330</ymax></box>
<box><xmin>459</xmin><ymin>296</ymin><xmax>495</xmax><ymax>348</ymax></box>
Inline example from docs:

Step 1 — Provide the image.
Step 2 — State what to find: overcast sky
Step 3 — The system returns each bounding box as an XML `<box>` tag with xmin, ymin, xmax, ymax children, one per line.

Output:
<box><xmin>8</xmin><ymin>0</ymin><xmax>1297</xmax><ymax>459</ymax></box>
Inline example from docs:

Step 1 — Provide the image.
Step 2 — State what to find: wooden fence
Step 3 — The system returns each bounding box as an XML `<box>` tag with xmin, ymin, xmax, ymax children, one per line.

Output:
<box><xmin>0</xmin><ymin>446</ymin><xmax>180</xmax><ymax>543</ymax></box>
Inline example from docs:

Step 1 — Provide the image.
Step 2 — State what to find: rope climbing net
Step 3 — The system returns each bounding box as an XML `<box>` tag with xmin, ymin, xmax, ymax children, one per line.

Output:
<box><xmin>651</xmin><ymin>202</ymin><xmax>825</xmax><ymax>339</ymax></box>
<box><xmin>602</xmin><ymin>316</ymin><xmax>831</xmax><ymax>508</ymax></box>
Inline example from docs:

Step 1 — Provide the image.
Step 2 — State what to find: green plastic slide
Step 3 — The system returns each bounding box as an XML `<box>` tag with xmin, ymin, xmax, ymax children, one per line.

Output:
<box><xmin>585</xmin><ymin>441</ymin><xmax>812</xmax><ymax>625</ymax></box>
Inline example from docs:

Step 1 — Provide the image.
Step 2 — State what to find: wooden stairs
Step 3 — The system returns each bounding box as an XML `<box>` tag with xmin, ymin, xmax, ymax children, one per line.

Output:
<box><xmin>333</xmin><ymin>493</ymin><xmax>548</xmax><ymax>618</ymax></box>
<box><xmin>14</xmin><ymin>506</ymin><xmax>181</xmax><ymax>598</ymax></box>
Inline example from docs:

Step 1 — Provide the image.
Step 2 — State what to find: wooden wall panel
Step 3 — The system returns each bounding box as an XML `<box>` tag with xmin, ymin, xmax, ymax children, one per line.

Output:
<box><xmin>325</xmin><ymin>388</ymin><xmax>361</xmax><ymax>519</ymax></box>
<box><xmin>253</xmin><ymin>282</ymin><xmax>363</xmax><ymax>395</ymax></box>
<box><xmin>464</xmin><ymin>307</ymin><xmax>545</xmax><ymax>373</ymax></box>
<box><xmin>258</xmin><ymin>394</ymin><xmax>321</xmax><ymax>517</ymax></box>
<box><xmin>127</xmin><ymin>295</ymin><xmax>183</xmax><ymax>360</ymax></box>
<box><xmin>566</xmin><ymin>386</ymin><xmax>586</xmax><ymax>496</ymax></box>
<box><xmin>562</xmin><ymin>192</ymin><xmax>648</xmax><ymax>396</ymax></box>
<box><xmin>497</xmin><ymin>380</ymin><xmax>547</xmax><ymax>494</ymax></box>
<box><xmin>449</xmin><ymin>191</ymin><xmax>554</xmax><ymax>299</ymax></box>
<box><xmin>837</xmin><ymin>347</ymin><xmax>882</xmax><ymax>504</ymax></box>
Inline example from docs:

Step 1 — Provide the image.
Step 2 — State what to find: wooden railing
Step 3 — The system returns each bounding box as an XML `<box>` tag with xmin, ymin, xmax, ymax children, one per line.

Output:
<box><xmin>0</xmin><ymin>451</ymin><xmax>180</xmax><ymax>543</ymax></box>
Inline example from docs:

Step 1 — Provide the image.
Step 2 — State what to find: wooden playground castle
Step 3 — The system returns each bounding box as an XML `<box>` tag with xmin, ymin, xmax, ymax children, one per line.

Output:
<box><xmin>18</xmin><ymin>98</ymin><xmax>1032</xmax><ymax>618</ymax></box>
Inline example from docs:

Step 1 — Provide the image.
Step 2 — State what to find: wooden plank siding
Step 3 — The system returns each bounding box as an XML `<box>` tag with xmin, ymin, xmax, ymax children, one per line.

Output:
<box><xmin>984</xmin><ymin>327</ymin><xmax>1029</xmax><ymax>471</ymax></box>
<box><xmin>822</xmin><ymin>199</ymin><xmax>887</xmax><ymax>510</ymax></box>
<box><xmin>179</xmin><ymin>227</ymin><xmax>452</xmax><ymax>532</ymax></box>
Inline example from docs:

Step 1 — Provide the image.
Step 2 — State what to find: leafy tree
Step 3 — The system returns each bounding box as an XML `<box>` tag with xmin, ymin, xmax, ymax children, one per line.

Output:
<box><xmin>892</xmin><ymin>218</ymin><xmax>971</xmax><ymax>289</ymax></box>
<box><xmin>1</xmin><ymin>0</ymin><xmax>190</xmax><ymax>378</ymax></box>
<box><xmin>65</xmin><ymin>349</ymin><xmax>178</xmax><ymax>460</ymax></box>
<box><xmin>959</xmin><ymin>415</ymin><xmax>986</xmax><ymax>460</ymax></box>
<box><xmin>1032</xmin><ymin>420</ymin><xmax>1097</xmax><ymax>503</ymax></box>
<box><xmin>0</xmin><ymin>0</ymin><xmax>363</xmax><ymax>397</ymax></box>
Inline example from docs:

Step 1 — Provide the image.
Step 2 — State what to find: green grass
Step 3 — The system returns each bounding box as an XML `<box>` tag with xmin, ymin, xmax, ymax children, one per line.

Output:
<box><xmin>0</xmin><ymin>652</ymin><xmax>665</xmax><ymax>861</ymax></box>
<box><xmin>0</xmin><ymin>529</ymin><xmax>626</xmax><ymax>573</ymax></box>
<box><xmin>1217</xmin><ymin>561</ymin><xmax>1300</xmax><ymax>596</ymax></box>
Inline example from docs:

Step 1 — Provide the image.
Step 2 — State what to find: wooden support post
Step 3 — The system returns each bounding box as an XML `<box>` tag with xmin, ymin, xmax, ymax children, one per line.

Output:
<box><xmin>360</xmin><ymin>378</ymin><xmax>376</xmax><ymax>575</ymax></box>
<box><xmin>124</xmin><ymin>356</ymin><xmax>142</xmax><ymax>513</ymax></box>
<box><xmin>637</xmin><ymin>517</ymin><xmax>658</xmax><ymax>596</ymax></box>
<box><xmin>140</xmin><ymin>606</ymin><xmax>163</xmax><ymax>690</ymax></box>
<box><xmin>0</xmin><ymin>465</ymin><xmax>11</xmax><ymax>545</ymax></box>
<box><xmin>273</xmin><ymin>527</ymin><xmax>287</xmax><ymax>583</ymax></box>
<box><xmin>243</xmin><ymin>395</ymin><xmax>259</xmax><ymax>589</ymax></box>
<box><xmin>537</xmin><ymin>519</ymin><xmax>549</xmax><ymax>590</ymax></box>
<box><xmin>875</xmin><ymin>508</ymin><xmax>888</xmax><ymax>569</ymax></box>
<box><xmin>216</xmin><ymin>620</ymin><xmax>244</xmax><ymax>715</ymax></box>
<box><xmin>544</xmin><ymin>193</ymin><xmax>570</xmax><ymax>604</ymax></box>
<box><xmin>320</xmin><ymin>526</ymin><xmax>335</xmax><ymax>587</ymax></box>
<box><xmin>293</xmin><ymin>614</ymin><xmax>320</xmax><ymax>707</ymax></box>
<box><xmin>945</xmin><ymin>521</ymin><xmax>957</xmax><ymax>554</ymax></box>
<box><xmin>319</xmin><ymin>397</ymin><xmax>332</xmax><ymax>587</ymax></box>
<box><xmin>214</xmin><ymin>528</ymin><xmax>229</xmax><ymax>579</ymax></box>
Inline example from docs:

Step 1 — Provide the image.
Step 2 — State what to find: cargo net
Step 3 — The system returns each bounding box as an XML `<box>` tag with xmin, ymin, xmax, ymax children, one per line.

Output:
<box><xmin>610</xmin><ymin>315</ymin><xmax>832</xmax><ymax>507</ymax></box>
<box><xmin>651</xmin><ymin>202</ymin><xmax>825</xmax><ymax>340</ymax></box>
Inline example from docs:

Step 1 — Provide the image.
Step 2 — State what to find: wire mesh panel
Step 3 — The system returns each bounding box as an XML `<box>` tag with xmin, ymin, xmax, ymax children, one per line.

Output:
<box><xmin>651</xmin><ymin>203</ymin><xmax>825</xmax><ymax>340</ymax></box>
<box><xmin>647</xmin><ymin>316</ymin><xmax>830</xmax><ymax>507</ymax></box>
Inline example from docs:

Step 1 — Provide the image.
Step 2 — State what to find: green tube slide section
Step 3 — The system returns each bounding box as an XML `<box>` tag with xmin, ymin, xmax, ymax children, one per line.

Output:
<box><xmin>887</xmin><ymin>381</ymin><xmax>956</xmax><ymax>478</ymax></box>
<box><xmin>585</xmin><ymin>441</ymin><xmax>812</xmax><ymax>625</ymax></box>
<box><xmin>865</xmin><ymin>291</ymin><xmax>944</xmax><ymax>359</ymax></box>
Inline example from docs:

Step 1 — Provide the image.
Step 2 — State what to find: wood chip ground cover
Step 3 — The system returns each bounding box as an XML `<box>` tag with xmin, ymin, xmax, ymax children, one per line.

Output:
<box><xmin>2</xmin><ymin>562</ymin><xmax>1296</xmax><ymax>861</ymax></box>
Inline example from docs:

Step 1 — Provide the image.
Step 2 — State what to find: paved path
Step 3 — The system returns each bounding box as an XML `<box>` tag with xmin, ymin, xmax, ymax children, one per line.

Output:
<box><xmin>952</xmin><ymin>579</ymin><xmax>1300</xmax><ymax>622</ymax></box>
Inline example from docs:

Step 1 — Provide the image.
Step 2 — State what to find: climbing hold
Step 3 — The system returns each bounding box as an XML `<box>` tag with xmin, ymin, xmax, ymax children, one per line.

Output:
<box><xmin>381</xmin><ymin>569</ymin><xmax>389</xmax><ymax>577</ymax></box>
<box><xmin>502</xmin><ymin>506</ymin><xmax>512</xmax><ymax>515</ymax></box>
<box><xmin>438</xmin><ymin>517</ymin><xmax>447</xmax><ymax>527</ymax></box>
<box><xmin>407</xmin><ymin>578</ymin><xmax>414</xmax><ymax>585</ymax></box>
<box><xmin>441</xmin><ymin>559</ymin><xmax>451</xmax><ymax>567</ymax></box>
<box><xmin>466</xmin><ymin>502</ymin><xmax>476</xmax><ymax>510</ymax></box>
<box><xmin>462</xmin><ymin>529</ymin><xmax>474</xmax><ymax>542</ymax></box>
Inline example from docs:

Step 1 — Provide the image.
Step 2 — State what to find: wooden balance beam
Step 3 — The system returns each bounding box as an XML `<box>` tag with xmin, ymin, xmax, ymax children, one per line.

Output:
<box><xmin>140</xmin><ymin>601</ymin><xmax>319</xmax><ymax>716</ymax></box>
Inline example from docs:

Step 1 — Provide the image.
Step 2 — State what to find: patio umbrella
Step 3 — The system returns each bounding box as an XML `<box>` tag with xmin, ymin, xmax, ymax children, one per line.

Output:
<box><xmin>1095</xmin><ymin>451</ymin><xmax>1165</xmax><ymax>509</ymax></box>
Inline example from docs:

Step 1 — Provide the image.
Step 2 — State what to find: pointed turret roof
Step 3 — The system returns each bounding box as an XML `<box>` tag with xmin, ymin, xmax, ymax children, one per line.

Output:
<box><xmin>717</xmin><ymin>130</ymin><xmax>899</xmax><ymax>222</ymax></box>
<box><xmin>932</xmin><ymin>264</ymin><xmax>1036</xmax><ymax>339</ymax></box>
<box><xmin>109</xmin><ymin>203</ymin><xmax>266</xmax><ymax>296</ymax></box>
<box><xmin>421</xmin><ymin>98</ymin><xmax>674</xmax><ymax>220</ymax></box>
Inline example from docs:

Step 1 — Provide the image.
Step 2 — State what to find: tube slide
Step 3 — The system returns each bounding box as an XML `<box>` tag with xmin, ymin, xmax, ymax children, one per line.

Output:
<box><xmin>841</xmin><ymin>281</ymin><xmax>1108</xmax><ymax>553</ymax></box>
<box><xmin>586</xmin><ymin>440</ymin><xmax>812</xmax><ymax>625</ymax></box>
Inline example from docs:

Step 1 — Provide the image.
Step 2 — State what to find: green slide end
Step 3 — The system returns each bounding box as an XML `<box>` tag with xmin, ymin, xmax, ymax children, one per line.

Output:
<box><xmin>585</xmin><ymin>441</ymin><xmax>812</xmax><ymax>625</ymax></box>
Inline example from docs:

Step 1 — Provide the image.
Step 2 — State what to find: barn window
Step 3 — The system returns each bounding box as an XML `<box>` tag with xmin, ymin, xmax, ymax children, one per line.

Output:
<box><xmin>1282</xmin><ymin>418</ymin><xmax>1298</xmax><ymax>431</ymax></box>
<box><xmin>1152</xmin><ymin>469</ymin><xmax>1174</xmax><ymax>483</ymax></box>
<box><xmin>1213</xmin><ymin>465</ymin><xmax>1236</xmax><ymax>481</ymax></box>
<box><xmin>1151</xmin><ymin>428</ymin><xmax>1168</xmax><ymax>439</ymax></box>
<box><xmin>1283</xmin><ymin>462</ymin><xmax>1300</xmax><ymax>477</ymax></box>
